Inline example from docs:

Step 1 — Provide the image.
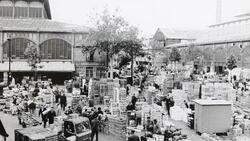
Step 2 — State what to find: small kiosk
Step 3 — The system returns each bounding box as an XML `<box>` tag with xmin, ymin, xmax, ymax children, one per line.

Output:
<box><xmin>193</xmin><ymin>100</ymin><xmax>232</xmax><ymax>134</ymax></box>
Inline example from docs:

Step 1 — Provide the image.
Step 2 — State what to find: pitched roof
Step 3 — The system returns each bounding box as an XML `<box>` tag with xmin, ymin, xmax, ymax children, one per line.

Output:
<box><xmin>0</xmin><ymin>18</ymin><xmax>91</xmax><ymax>33</ymax></box>
<box><xmin>158</xmin><ymin>28</ymin><xmax>203</xmax><ymax>40</ymax></box>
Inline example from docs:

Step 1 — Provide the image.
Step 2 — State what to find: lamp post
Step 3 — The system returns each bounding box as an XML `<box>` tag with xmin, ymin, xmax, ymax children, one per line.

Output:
<box><xmin>7</xmin><ymin>38</ymin><xmax>11</xmax><ymax>86</ymax></box>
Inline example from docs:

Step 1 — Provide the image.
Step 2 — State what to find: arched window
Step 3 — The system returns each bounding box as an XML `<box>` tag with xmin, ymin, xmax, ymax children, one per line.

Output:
<box><xmin>39</xmin><ymin>39</ymin><xmax>72</xmax><ymax>59</ymax></box>
<box><xmin>3</xmin><ymin>38</ymin><xmax>35</xmax><ymax>59</ymax></box>
<box><xmin>0</xmin><ymin>0</ymin><xmax>13</xmax><ymax>17</ymax></box>
<box><xmin>29</xmin><ymin>1</ymin><xmax>43</xmax><ymax>18</ymax></box>
<box><xmin>14</xmin><ymin>1</ymin><xmax>28</xmax><ymax>18</ymax></box>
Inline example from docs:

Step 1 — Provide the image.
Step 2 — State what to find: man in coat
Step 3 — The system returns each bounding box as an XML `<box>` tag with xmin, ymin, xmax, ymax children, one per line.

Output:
<box><xmin>60</xmin><ymin>93</ymin><xmax>67</xmax><ymax>111</ymax></box>
<box><xmin>128</xmin><ymin>130</ymin><xmax>140</xmax><ymax>141</ymax></box>
<box><xmin>91</xmin><ymin>115</ymin><xmax>101</xmax><ymax>141</ymax></box>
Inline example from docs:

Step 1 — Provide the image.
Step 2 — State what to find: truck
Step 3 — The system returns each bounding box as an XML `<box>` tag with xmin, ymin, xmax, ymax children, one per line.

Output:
<box><xmin>15</xmin><ymin>115</ymin><xmax>92</xmax><ymax>141</ymax></box>
<box><xmin>62</xmin><ymin>116</ymin><xmax>92</xmax><ymax>141</ymax></box>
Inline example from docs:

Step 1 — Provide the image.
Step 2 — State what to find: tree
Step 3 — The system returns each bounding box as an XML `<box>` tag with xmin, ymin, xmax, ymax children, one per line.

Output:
<box><xmin>169</xmin><ymin>47</ymin><xmax>181</xmax><ymax>62</ymax></box>
<box><xmin>24</xmin><ymin>44</ymin><xmax>42</xmax><ymax>81</ymax></box>
<box><xmin>169</xmin><ymin>47</ymin><xmax>181</xmax><ymax>70</ymax></box>
<box><xmin>118</xmin><ymin>54</ymin><xmax>131</xmax><ymax>68</ymax></box>
<box><xmin>117</xmin><ymin>40</ymin><xmax>144</xmax><ymax>83</ymax></box>
<box><xmin>83</xmin><ymin>9</ymin><xmax>129</xmax><ymax>78</ymax></box>
<box><xmin>83</xmin><ymin>9</ymin><xmax>143</xmax><ymax>80</ymax></box>
<box><xmin>227</xmin><ymin>55</ymin><xmax>237</xmax><ymax>70</ymax></box>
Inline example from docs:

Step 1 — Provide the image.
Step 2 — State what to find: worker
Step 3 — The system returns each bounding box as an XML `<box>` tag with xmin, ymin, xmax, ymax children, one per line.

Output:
<box><xmin>126</xmin><ymin>102</ymin><xmax>135</xmax><ymax>111</ymax></box>
<box><xmin>131</xmin><ymin>94</ymin><xmax>137</xmax><ymax>107</ymax></box>
<box><xmin>128</xmin><ymin>130</ymin><xmax>140</xmax><ymax>141</ymax></box>
<box><xmin>38</xmin><ymin>105</ymin><xmax>48</xmax><ymax>128</ymax></box>
<box><xmin>60</xmin><ymin>93</ymin><xmax>67</xmax><ymax>111</ymax></box>
<box><xmin>91</xmin><ymin>115</ymin><xmax>101</xmax><ymax>141</ymax></box>
<box><xmin>97</xmin><ymin>107</ymin><xmax>103</xmax><ymax>115</ymax></box>
<box><xmin>65</xmin><ymin>106</ymin><xmax>73</xmax><ymax>115</ymax></box>
<box><xmin>153</xmin><ymin>119</ymin><xmax>161</xmax><ymax>134</ymax></box>
<box><xmin>47</xmin><ymin>106</ymin><xmax>56</xmax><ymax>127</ymax></box>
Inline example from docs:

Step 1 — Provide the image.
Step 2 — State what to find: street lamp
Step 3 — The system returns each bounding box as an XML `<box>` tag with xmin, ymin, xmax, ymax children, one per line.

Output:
<box><xmin>7</xmin><ymin>38</ymin><xmax>11</xmax><ymax>86</ymax></box>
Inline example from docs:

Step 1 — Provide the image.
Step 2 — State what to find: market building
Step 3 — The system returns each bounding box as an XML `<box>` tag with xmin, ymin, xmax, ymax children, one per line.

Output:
<box><xmin>152</xmin><ymin>12</ymin><xmax>250</xmax><ymax>74</ymax></box>
<box><xmin>0</xmin><ymin>0</ymin><xmax>107</xmax><ymax>84</ymax></box>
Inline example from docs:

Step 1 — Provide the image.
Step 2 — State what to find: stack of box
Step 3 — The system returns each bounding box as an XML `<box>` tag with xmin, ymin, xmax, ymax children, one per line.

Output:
<box><xmin>243</xmin><ymin>119</ymin><xmax>250</xmax><ymax>134</ymax></box>
<box><xmin>170</xmin><ymin>90</ymin><xmax>187</xmax><ymax>108</ymax></box>
<box><xmin>119</xmin><ymin>79</ymin><xmax>127</xmax><ymax>88</ymax></box>
<box><xmin>108</xmin><ymin>115</ymin><xmax>127</xmax><ymax>141</ymax></box>
<box><xmin>184</xmin><ymin>82</ymin><xmax>200</xmax><ymax>102</ymax></box>
<box><xmin>110</xmin><ymin>102</ymin><xmax>120</xmax><ymax>116</ymax></box>
<box><xmin>71</xmin><ymin>96</ymin><xmax>80</xmax><ymax>110</ymax></box>
<box><xmin>107</xmin><ymin>82</ymin><xmax>114</xmax><ymax>100</ymax></box>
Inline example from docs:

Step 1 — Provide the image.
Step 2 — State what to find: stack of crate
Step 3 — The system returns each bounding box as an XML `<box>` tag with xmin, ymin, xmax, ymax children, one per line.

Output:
<box><xmin>107</xmin><ymin>82</ymin><xmax>114</xmax><ymax>100</ymax></box>
<box><xmin>108</xmin><ymin>115</ymin><xmax>127</xmax><ymax>141</ymax></box>
<box><xmin>119</xmin><ymin>88</ymin><xmax>127</xmax><ymax>101</ymax></box>
<box><xmin>71</xmin><ymin>96</ymin><xmax>81</xmax><ymax>110</ymax></box>
<box><xmin>119</xmin><ymin>79</ymin><xmax>127</xmax><ymax>88</ymax></box>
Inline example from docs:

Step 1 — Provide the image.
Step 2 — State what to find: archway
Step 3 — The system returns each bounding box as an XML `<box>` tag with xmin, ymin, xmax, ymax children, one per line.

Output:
<box><xmin>2</xmin><ymin>37</ymin><xmax>36</xmax><ymax>59</ymax></box>
<box><xmin>39</xmin><ymin>38</ymin><xmax>72</xmax><ymax>59</ymax></box>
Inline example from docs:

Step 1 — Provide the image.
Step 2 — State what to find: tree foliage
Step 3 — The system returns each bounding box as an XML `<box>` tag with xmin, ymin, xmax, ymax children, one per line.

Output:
<box><xmin>24</xmin><ymin>44</ymin><xmax>41</xmax><ymax>70</ymax></box>
<box><xmin>169</xmin><ymin>47</ymin><xmax>181</xmax><ymax>62</ymax></box>
<box><xmin>83</xmin><ymin>9</ymin><xmax>144</xmax><ymax>80</ymax></box>
<box><xmin>227</xmin><ymin>55</ymin><xmax>237</xmax><ymax>70</ymax></box>
<box><xmin>118</xmin><ymin>54</ymin><xmax>131</xmax><ymax>68</ymax></box>
<box><xmin>83</xmin><ymin>9</ymin><xmax>129</xmax><ymax>58</ymax></box>
<box><xmin>24</xmin><ymin>44</ymin><xmax>42</xmax><ymax>80</ymax></box>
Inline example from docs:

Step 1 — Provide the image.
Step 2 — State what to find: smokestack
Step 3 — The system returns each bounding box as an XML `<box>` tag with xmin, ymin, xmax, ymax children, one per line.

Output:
<box><xmin>216</xmin><ymin>0</ymin><xmax>222</xmax><ymax>23</ymax></box>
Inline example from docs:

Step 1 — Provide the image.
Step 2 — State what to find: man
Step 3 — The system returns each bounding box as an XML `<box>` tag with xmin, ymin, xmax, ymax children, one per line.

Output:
<box><xmin>131</xmin><ymin>94</ymin><xmax>137</xmax><ymax>107</ymax></box>
<box><xmin>126</xmin><ymin>102</ymin><xmax>135</xmax><ymax>111</ymax></box>
<box><xmin>153</xmin><ymin>119</ymin><xmax>161</xmax><ymax>134</ymax></box>
<box><xmin>53</xmin><ymin>86</ymin><xmax>60</xmax><ymax>103</ymax></box>
<box><xmin>60</xmin><ymin>93</ymin><xmax>67</xmax><ymax>111</ymax></box>
<box><xmin>91</xmin><ymin>115</ymin><xmax>101</xmax><ymax>141</ymax></box>
<box><xmin>47</xmin><ymin>106</ymin><xmax>56</xmax><ymax>127</ymax></box>
<box><xmin>128</xmin><ymin>130</ymin><xmax>140</xmax><ymax>141</ymax></box>
<box><xmin>164</xmin><ymin>96</ymin><xmax>171</xmax><ymax>117</ymax></box>
<box><xmin>97</xmin><ymin>107</ymin><xmax>103</xmax><ymax>115</ymax></box>
<box><xmin>38</xmin><ymin>105</ymin><xmax>47</xmax><ymax>128</ymax></box>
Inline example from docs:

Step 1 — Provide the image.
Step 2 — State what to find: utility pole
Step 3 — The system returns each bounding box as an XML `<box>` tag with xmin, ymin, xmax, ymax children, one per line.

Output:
<box><xmin>7</xmin><ymin>38</ymin><xmax>11</xmax><ymax>86</ymax></box>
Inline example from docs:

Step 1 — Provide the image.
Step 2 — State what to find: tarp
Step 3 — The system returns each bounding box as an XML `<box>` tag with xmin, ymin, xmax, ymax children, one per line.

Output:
<box><xmin>0</xmin><ymin>62</ymin><xmax>75</xmax><ymax>72</ymax></box>
<box><xmin>0</xmin><ymin>119</ymin><xmax>8</xmax><ymax>137</ymax></box>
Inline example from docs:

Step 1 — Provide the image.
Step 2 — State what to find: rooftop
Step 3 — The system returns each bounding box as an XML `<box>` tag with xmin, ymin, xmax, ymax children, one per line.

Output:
<box><xmin>166</xmin><ymin>17</ymin><xmax>250</xmax><ymax>47</ymax></box>
<box><xmin>157</xmin><ymin>28</ymin><xmax>203</xmax><ymax>40</ymax></box>
<box><xmin>0</xmin><ymin>18</ymin><xmax>91</xmax><ymax>33</ymax></box>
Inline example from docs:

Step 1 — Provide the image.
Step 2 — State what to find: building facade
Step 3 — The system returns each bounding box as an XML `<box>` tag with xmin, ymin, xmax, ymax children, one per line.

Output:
<box><xmin>0</xmin><ymin>0</ymin><xmax>106</xmax><ymax>84</ymax></box>
<box><xmin>153</xmin><ymin>13</ymin><xmax>250</xmax><ymax>74</ymax></box>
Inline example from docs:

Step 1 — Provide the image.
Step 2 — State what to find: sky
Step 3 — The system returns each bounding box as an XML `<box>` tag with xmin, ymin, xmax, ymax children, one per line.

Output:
<box><xmin>50</xmin><ymin>0</ymin><xmax>250</xmax><ymax>37</ymax></box>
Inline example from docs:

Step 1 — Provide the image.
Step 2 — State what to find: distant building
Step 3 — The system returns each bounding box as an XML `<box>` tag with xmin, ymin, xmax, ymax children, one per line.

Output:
<box><xmin>152</xmin><ymin>28</ymin><xmax>202</xmax><ymax>67</ymax></box>
<box><xmin>152</xmin><ymin>12</ymin><xmax>250</xmax><ymax>74</ymax></box>
<box><xmin>0</xmin><ymin>0</ymin><xmax>106</xmax><ymax>84</ymax></box>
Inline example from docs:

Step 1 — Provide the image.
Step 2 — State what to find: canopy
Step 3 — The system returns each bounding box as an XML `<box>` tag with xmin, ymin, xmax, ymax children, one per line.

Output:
<box><xmin>0</xmin><ymin>62</ymin><xmax>75</xmax><ymax>72</ymax></box>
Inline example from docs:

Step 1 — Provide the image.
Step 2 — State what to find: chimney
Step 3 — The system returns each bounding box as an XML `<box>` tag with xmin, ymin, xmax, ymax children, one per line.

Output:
<box><xmin>216</xmin><ymin>0</ymin><xmax>222</xmax><ymax>23</ymax></box>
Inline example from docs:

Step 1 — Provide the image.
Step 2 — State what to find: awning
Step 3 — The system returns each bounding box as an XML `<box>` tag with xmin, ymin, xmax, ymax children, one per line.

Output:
<box><xmin>0</xmin><ymin>62</ymin><xmax>75</xmax><ymax>72</ymax></box>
